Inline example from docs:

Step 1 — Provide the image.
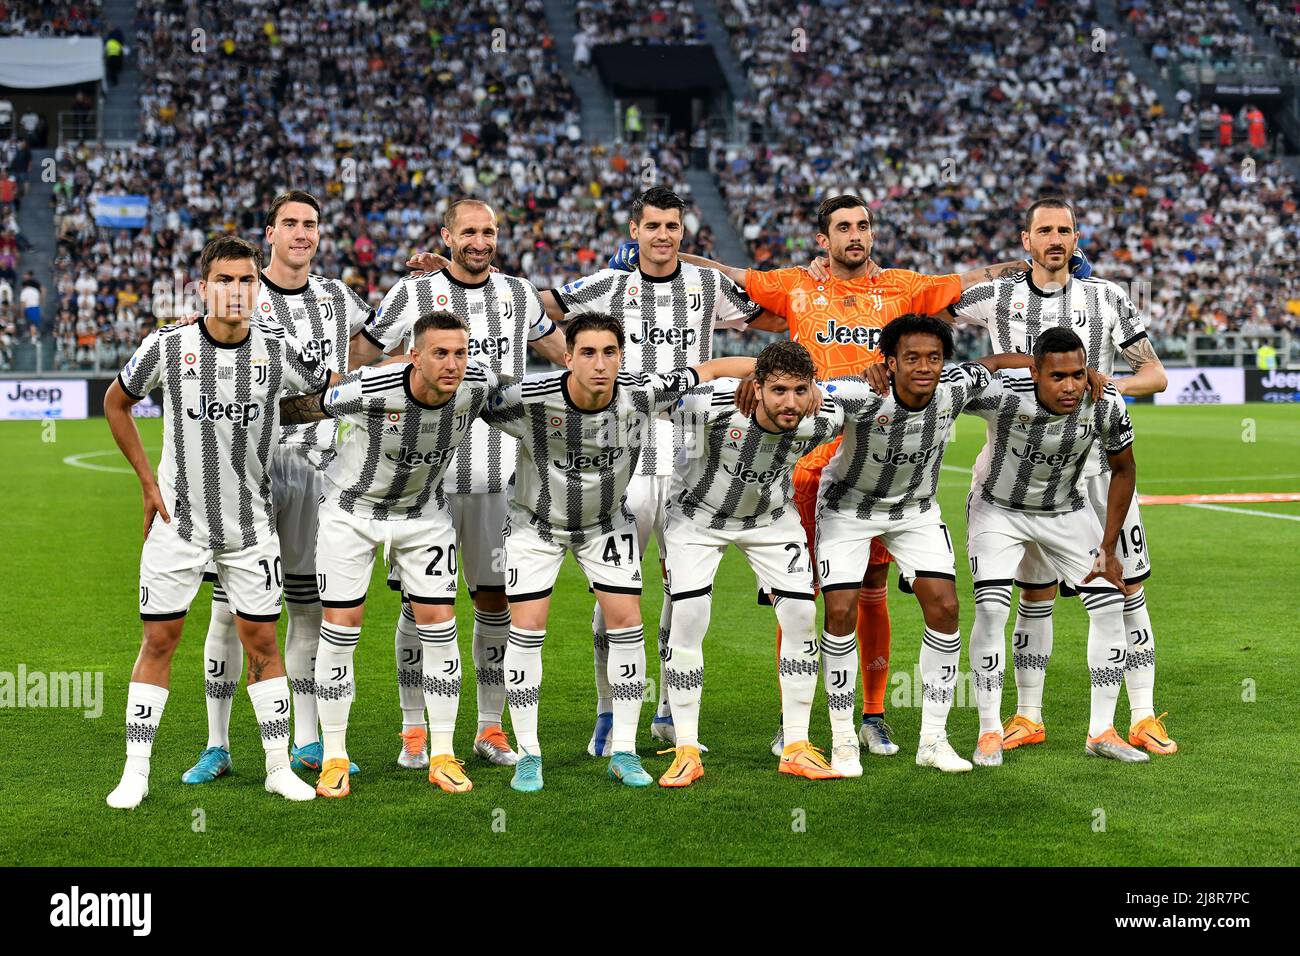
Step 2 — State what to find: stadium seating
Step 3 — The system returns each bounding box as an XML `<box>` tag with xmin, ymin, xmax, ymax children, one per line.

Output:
<box><xmin>0</xmin><ymin>0</ymin><xmax>102</xmax><ymax>37</ymax></box>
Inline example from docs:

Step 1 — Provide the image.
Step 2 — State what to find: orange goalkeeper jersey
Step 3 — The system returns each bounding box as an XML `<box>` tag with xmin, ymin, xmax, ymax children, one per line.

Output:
<box><xmin>745</xmin><ymin>266</ymin><xmax>963</xmax><ymax>470</ymax></box>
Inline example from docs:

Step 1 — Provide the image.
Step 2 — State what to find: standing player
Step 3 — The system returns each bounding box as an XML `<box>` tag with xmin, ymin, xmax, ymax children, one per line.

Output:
<box><xmin>543</xmin><ymin>186</ymin><xmax>766</xmax><ymax>755</ymax></box>
<box><xmin>480</xmin><ymin>313</ymin><xmax>756</xmax><ymax>792</ymax></box>
<box><xmin>962</xmin><ymin>328</ymin><xmax>1149</xmax><ymax>765</ymax></box>
<box><xmin>103</xmin><ymin>236</ymin><xmax>331</xmax><ymax>808</ymax></box>
<box><xmin>949</xmin><ymin>197</ymin><xmax>1176</xmax><ymax>755</ymax></box>
<box><xmin>668</xmin><ymin>194</ymin><xmax>1028</xmax><ymax>758</ymax></box>
<box><xmin>658</xmin><ymin>341</ymin><xmax>844</xmax><ymax>787</ymax></box>
<box><xmin>183</xmin><ymin>190</ymin><xmax>377</xmax><ymax>785</ymax></box>
<box><xmin>280</xmin><ymin>312</ymin><xmax>500</xmax><ymax>797</ymax></box>
<box><xmin>366</xmin><ymin>199</ymin><xmax>566</xmax><ymax>771</ymax></box>
<box><xmin>814</xmin><ymin>315</ymin><xmax>1078</xmax><ymax>773</ymax></box>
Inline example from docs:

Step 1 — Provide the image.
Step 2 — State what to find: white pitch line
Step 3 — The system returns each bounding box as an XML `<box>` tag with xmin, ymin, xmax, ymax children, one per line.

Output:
<box><xmin>62</xmin><ymin>449</ymin><xmax>148</xmax><ymax>474</ymax></box>
<box><xmin>1184</xmin><ymin>503</ymin><xmax>1300</xmax><ymax>523</ymax></box>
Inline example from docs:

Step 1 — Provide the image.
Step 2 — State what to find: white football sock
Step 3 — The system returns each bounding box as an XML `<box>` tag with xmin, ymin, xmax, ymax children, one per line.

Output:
<box><xmin>1123</xmin><ymin>587</ymin><xmax>1156</xmax><ymax>722</ymax></box>
<box><xmin>971</xmin><ymin>583</ymin><xmax>1012</xmax><ymax>734</ymax></box>
<box><xmin>591</xmin><ymin>603</ymin><xmax>612</xmax><ymax>715</ymax></box>
<box><xmin>607</xmin><ymin>624</ymin><xmax>646</xmax><ymax>754</ymax></box>
<box><xmin>663</xmin><ymin>592</ymin><xmax>708</xmax><ymax>748</ymax></box>
<box><xmin>284</xmin><ymin>598</ymin><xmax>322</xmax><ymax>748</ymax></box>
<box><xmin>123</xmin><ymin>681</ymin><xmax>168</xmax><ymax>777</ymax></box>
<box><xmin>203</xmin><ymin>586</ymin><xmax>240</xmax><ymax>749</ymax></box>
<box><xmin>1082</xmin><ymin>590</ymin><xmax>1127</xmax><ymax>737</ymax></box>
<box><xmin>1011</xmin><ymin>598</ymin><xmax>1054</xmax><ymax>723</ymax></box>
<box><xmin>775</xmin><ymin>597</ymin><xmax>817</xmax><ymax>746</ymax></box>
<box><xmin>472</xmin><ymin>605</ymin><xmax>510</xmax><ymax>730</ymax></box>
<box><xmin>394</xmin><ymin>603</ymin><xmax>425</xmax><ymax>730</ymax></box>
<box><xmin>315</xmin><ymin>622</ymin><xmax>360</xmax><ymax>761</ymax></box>
<box><xmin>248</xmin><ymin>676</ymin><xmax>293</xmax><ymax>773</ymax></box>
<box><xmin>919</xmin><ymin>626</ymin><xmax>962</xmax><ymax>737</ymax></box>
<box><xmin>505</xmin><ymin>626</ymin><xmax>545</xmax><ymax>755</ymax></box>
<box><xmin>821</xmin><ymin>629</ymin><xmax>858</xmax><ymax>740</ymax></box>
<box><xmin>418</xmin><ymin>619</ymin><xmax>461</xmax><ymax>757</ymax></box>
<box><xmin>655</xmin><ymin>580</ymin><xmax>673</xmax><ymax>719</ymax></box>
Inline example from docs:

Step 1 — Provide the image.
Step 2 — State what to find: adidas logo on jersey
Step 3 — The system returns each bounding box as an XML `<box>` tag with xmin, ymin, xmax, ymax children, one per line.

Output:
<box><xmin>1177</xmin><ymin>372</ymin><xmax>1222</xmax><ymax>405</ymax></box>
<box><xmin>385</xmin><ymin>423</ymin><xmax>401</xmax><ymax>435</ymax></box>
<box><xmin>182</xmin><ymin>367</ymin><xmax>199</xmax><ymax>379</ymax></box>
<box><xmin>631</xmin><ymin>570</ymin><xmax>641</xmax><ymax>582</ymax></box>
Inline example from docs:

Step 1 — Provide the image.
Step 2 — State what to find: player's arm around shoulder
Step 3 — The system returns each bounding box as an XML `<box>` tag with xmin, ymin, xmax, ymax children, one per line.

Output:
<box><xmin>692</xmin><ymin>355</ymin><xmax>757</xmax><ymax>384</ymax></box>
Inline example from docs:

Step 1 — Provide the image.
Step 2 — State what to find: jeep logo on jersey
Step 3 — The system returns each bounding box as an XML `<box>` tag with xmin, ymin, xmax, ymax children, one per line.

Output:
<box><xmin>186</xmin><ymin>392</ymin><xmax>261</xmax><ymax>426</ymax></box>
<box><xmin>629</xmin><ymin>325</ymin><xmax>697</xmax><ymax>348</ymax></box>
<box><xmin>469</xmin><ymin>335</ymin><xmax>512</xmax><ymax>360</ymax></box>
<box><xmin>721</xmin><ymin>461</ymin><xmax>780</xmax><ymax>484</ymax></box>
<box><xmin>1011</xmin><ymin>445</ymin><xmax>1081</xmax><ymax>467</ymax></box>
<box><xmin>300</xmin><ymin>337</ymin><xmax>334</xmax><ymax>364</ymax></box>
<box><xmin>872</xmin><ymin>444</ymin><xmax>942</xmax><ymax>467</ymax></box>
<box><xmin>815</xmin><ymin>320</ymin><xmax>881</xmax><ymax>349</ymax></box>
<box><xmin>554</xmin><ymin>447</ymin><xmax>623</xmax><ymax>470</ymax></box>
<box><xmin>385</xmin><ymin>445</ymin><xmax>455</xmax><ymax>468</ymax></box>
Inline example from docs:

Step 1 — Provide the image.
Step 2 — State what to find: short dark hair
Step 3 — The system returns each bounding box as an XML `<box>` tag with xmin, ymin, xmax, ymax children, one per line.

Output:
<box><xmin>565</xmin><ymin>312</ymin><xmax>624</xmax><ymax>351</ymax></box>
<box><xmin>265</xmin><ymin>190</ymin><xmax>321</xmax><ymax>230</ymax></box>
<box><xmin>630</xmin><ymin>185</ymin><xmax>685</xmax><ymax>224</ymax></box>
<box><xmin>755</xmin><ymin>340</ymin><xmax>815</xmax><ymax>383</ymax></box>
<box><xmin>200</xmin><ymin>235</ymin><xmax>262</xmax><ymax>280</ymax></box>
<box><xmin>880</xmin><ymin>314</ymin><xmax>954</xmax><ymax>360</ymax></box>
<box><xmin>412</xmin><ymin>310</ymin><xmax>468</xmax><ymax>345</ymax></box>
<box><xmin>817</xmin><ymin>194</ymin><xmax>872</xmax><ymax>236</ymax></box>
<box><xmin>1025</xmin><ymin>196</ymin><xmax>1077</xmax><ymax>233</ymax></box>
<box><xmin>1033</xmin><ymin>327</ymin><xmax>1086</xmax><ymax>364</ymax></box>
<box><xmin>443</xmin><ymin>199</ymin><xmax>495</xmax><ymax>231</ymax></box>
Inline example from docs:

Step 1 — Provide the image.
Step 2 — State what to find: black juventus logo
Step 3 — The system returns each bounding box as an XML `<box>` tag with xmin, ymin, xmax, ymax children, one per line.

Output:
<box><xmin>981</xmin><ymin>653</ymin><xmax>1000</xmax><ymax>670</ymax></box>
<box><xmin>803</xmin><ymin>640</ymin><xmax>817</xmax><ymax>656</ymax></box>
<box><xmin>443</xmin><ymin>660</ymin><xmax>459</xmax><ymax>675</ymax></box>
<box><xmin>831</xmin><ymin>670</ymin><xmax>848</xmax><ymax>689</ymax></box>
<box><xmin>620</xmin><ymin>664</ymin><xmax>637</xmax><ymax>679</ymax></box>
<box><xmin>454</xmin><ymin>412</ymin><xmax>468</xmax><ymax>431</ymax></box>
<box><xmin>317</xmin><ymin>572</ymin><xmax>327</xmax><ymax>593</ymax></box>
<box><xmin>254</xmin><ymin>365</ymin><xmax>268</xmax><ymax>386</ymax></box>
<box><xmin>207</xmin><ymin>659</ymin><xmax>225</xmax><ymax>677</ymax></box>
<box><xmin>401</xmin><ymin>648</ymin><xmax>420</xmax><ymax>665</ymax></box>
<box><xmin>133</xmin><ymin>705</ymin><xmax>152</xmax><ymax>719</ymax></box>
<box><xmin>507</xmin><ymin>568</ymin><xmax>518</xmax><ymax>588</ymax></box>
<box><xmin>330</xmin><ymin>666</ymin><xmax>348</xmax><ymax>681</ymax></box>
<box><xmin>941</xmin><ymin>665</ymin><xmax>957</xmax><ymax>681</ymax></box>
<box><xmin>689</xmin><ymin>292</ymin><xmax>701</xmax><ymax>311</ymax></box>
<box><xmin>139</xmin><ymin>586</ymin><xmax>149</xmax><ymax>607</ymax></box>
<box><xmin>487</xmin><ymin>646</ymin><xmax>505</xmax><ymax>663</ymax></box>
<box><xmin>1130</xmin><ymin>628</ymin><xmax>1150</xmax><ymax>647</ymax></box>
<box><xmin>1108</xmin><ymin>648</ymin><xmax>1127</xmax><ymax>663</ymax></box>
<box><xmin>274</xmin><ymin>698</ymin><xmax>289</xmax><ymax>715</ymax></box>
<box><xmin>500</xmin><ymin>300</ymin><xmax>514</xmax><ymax>321</ymax></box>
<box><xmin>509</xmin><ymin>669</ymin><xmax>524</xmax><ymax>685</ymax></box>
<box><xmin>662</xmin><ymin>647</ymin><xmax>672</xmax><ymax>662</ymax></box>
<box><xmin>1013</xmin><ymin>632</ymin><xmax>1030</xmax><ymax>650</ymax></box>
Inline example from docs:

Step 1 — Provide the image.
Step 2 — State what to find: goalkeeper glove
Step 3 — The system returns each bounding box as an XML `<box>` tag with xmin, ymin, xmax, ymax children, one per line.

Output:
<box><xmin>608</xmin><ymin>241</ymin><xmax>639</xmax><ymax>271</ymax></box>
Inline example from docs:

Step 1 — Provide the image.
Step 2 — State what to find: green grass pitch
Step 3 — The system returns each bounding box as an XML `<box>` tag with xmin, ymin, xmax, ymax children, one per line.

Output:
<box><xmin>2</xmin><ymin>404</ymin><xmax>1297</xmax><ymax>866</ymax></box>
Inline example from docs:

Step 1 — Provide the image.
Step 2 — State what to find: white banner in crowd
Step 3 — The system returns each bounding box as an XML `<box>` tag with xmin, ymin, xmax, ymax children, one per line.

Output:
<box><xmin>0</xmin><ymin>38</ymin><xmax>104</xmax><ymax>88</ymax></box>
<box><xmin>0</xmin><ymin>380</ymin><xmax>89</xmax><ymax>420</ymax></box>
<box><xmin>1154</xmin><ymin>368</ymin><xmax>1245</xmax><ymax>406</ymax></box>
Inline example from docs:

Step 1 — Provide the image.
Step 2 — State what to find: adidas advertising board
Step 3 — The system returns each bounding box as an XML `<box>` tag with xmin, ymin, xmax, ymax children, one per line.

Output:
<box><xmin>1154</xmin><ymin>368</ymin><xmax>1244</xmax><ymax>406</ymax></box>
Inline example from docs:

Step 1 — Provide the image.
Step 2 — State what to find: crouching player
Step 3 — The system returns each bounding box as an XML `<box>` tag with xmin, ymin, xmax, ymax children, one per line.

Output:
<box><xmin>816</xmin><ymin>315</ymin><xmax>1054</xmax><ymax>773</ymax></box>
<box><xmin>480</xmin><ymin>313</ymin><xmax>756</xmax><ymax>792</ymax></box>
<box><xmin>659</xmin><ymin>341</ymin><xmax>845</xmax><ymax>787</ymax></box>
<box><xmin>962</xmin><ymin>327</ymin><xmax>1149</xmax><ymax>765</ymax></box>
<box><xmin>280</xmin><ymin>311</ymin><xmax>500</xmax><ymax>797</ymax></box>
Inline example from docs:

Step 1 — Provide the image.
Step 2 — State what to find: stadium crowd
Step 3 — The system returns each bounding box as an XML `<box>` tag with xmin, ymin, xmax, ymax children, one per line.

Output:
<box><xmin>711</xmin><ymin>0</ymin><xmax>1300</xmax><ymax>359</ymax></box>
<box><xmin>0</xmin><ymin>0</ymin><xmax>101</xmax><ymax>36</ymax></box>
<box><xmin>573</xmin><ymin>0</ymin><xmax>706</xmax><ymax>61</ymax></box>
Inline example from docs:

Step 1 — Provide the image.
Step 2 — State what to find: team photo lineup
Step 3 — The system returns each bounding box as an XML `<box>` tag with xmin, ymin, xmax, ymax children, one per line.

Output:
<box><xmin>102</xmin><ymin>187</ymin><xmax>1176</xmax><ymax>806</ymax></box>
<box><xmin>4</xmin><ymin>1</ymin><xmax>1300</xmax><ymax>898</ymax></box>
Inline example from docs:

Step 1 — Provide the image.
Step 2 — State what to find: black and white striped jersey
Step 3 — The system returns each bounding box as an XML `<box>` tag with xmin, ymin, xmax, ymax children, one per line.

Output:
<box><xmin>255</xmin><ymin>273</ymin><xmax>372</xmax><ymax>463</ymax></box>
<box><xmin>551</xmin><ymin>260</ymin><xmax>761</xmax><ymax>477</ymax></box>
<box><xmin>965</xmin><ymin>369</ymin><xmax>1135</xmax><ymax>514</ymax></box>
<box><xmin>363</xmin><ymin>269</ymin><xmax>555</xmax><ymax>495</ymax></box>
<box><xmin>951</xmin><ymin>272</ymin><xmax>1147</xmax><ymax>481</ymax></box>
<box><xmin>820</xmin><ymin>363</ymin><xmax>993</xmax><ymax>520</ymax></box>
<box><xmin>668</xmin><ymin>378</ymin><xmax>843</xmax><ymax>531</ymax></box>
<box><xmin>320</xmin><ymin>362</ymin><xmax>498</xmax><ymax>521</ymax></box>
<box><xmin>482</xmin><ymin>367</ymin><xmax>701</xmax><ymax>543</ymax></box>
<box><xmin>117</xmin><ymin>318</ymin><xmax>328</xmax><ymax>550</ymax></box>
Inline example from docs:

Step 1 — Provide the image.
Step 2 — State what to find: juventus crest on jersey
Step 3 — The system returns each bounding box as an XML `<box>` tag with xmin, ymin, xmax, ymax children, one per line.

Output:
<box><xmin>253</xmin><ymin>274</ymin><xmax>373</xmax><ymax>461</ymax></box>
<box><xmin>364</xmin><ymin>269</ymin><xmax>555</xmax><ymax>495</ymax></box>
<box><xmin>966</xmin><ymin>369</ymin><xmax>1134</xmax><ymax>515</ymax></box>
<box><xmin>482</xmin><ymin>367</ymin><xmax>701</xmax><ymax>543</ymax></box>
<box><xmin>117</xmin><ymin>319</ymin><xmax>328</xmax><ymax>551</ymax></box>
<box><xmin>553</xmin><ymin>261</ymin><xmax>762</xmax><ymax>476</ymax></box>
<box><xmin>820</xmin><ymin>363</ymin><xmax>993</xmax><ymax>521</ymax></box>
<box><xmin>669</xmin><ymin>378</ymin><xmax>843</xmax><ymax>530</ymax></box>
<box><xmin>321</xmin><ymin>362</ymin><xmax>498</xmax><ymax>521</ymax></box>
